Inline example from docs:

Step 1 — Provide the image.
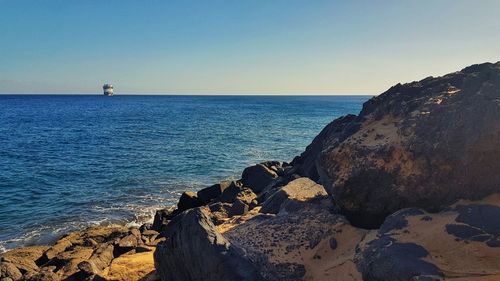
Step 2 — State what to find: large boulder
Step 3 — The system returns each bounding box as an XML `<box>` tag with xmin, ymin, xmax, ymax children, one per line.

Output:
<box><xmin>154</xmin><ymin>208</ymin><xmax>265</xmax><ymax>281</ymax></box>
<box><xmin>241</xmin><ymin>162</ymin><xmax>280</xmax><ymax>193</ymax></box>
<box><xmin>260</xmin><ymin>177</ymin><xmax>329</xmax><ymax>214</ymax></box>
<box><xmin>294</xmin><ymin>62</ymin><xmax>500</xmax><ymax>228</ymax></box>
<box><xmin>177</xmin><ymin>191</ymin><xmax>203</xmax><ymax>212</ymax></box>
<box><xmin>0</xmin><ymin>246</ymin><xmax>47</xmax><ymax>278</ymax></box>
<box><xmin>223</xmin><ymin>198</ymin><xmax>365</xmax><ymax>281</ymax></box>
<box><xmin>217</xmin><ymin>181</ymin><xmax>244</xmax><ymax>203</ymax></box>
<box><xmin>77</xmin><ymin>243</ymin><xmax>115</xmax><ymax>277</ymax></box>
<box><xmin>197</xmin><ymin>181</ymin><xmax>233</xmax><ymax>204</ymax></box>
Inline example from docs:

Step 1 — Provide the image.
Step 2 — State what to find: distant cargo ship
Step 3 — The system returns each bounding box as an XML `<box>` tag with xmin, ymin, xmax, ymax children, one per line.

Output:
<box><xmin>103</xmin><ymin>84</ymin><xmax>114</xmax><ymax>96</ymax></box>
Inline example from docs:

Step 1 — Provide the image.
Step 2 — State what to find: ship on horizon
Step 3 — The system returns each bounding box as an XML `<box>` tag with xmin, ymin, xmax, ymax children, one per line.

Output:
<box><xmin>103</xmin><ymin>84</ymin><xmax>113</xmax><ymax>96</ymax></box>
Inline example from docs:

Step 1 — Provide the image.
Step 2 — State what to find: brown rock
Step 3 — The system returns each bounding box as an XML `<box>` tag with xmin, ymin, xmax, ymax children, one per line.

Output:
<box><xmin>260</xmin><ymin>177</ymin><xmax>328</xmax><ymax>214</ymax></box>
<box><xmin>294</xmin><ymin>62</ymin><xmax>500</xmax><ymax>228</ymax></box>
<box><xmin>115</xmin><ymin>234</ymin><xmax>138</xmax><ymax>255</ymax></box>
<box><xmin>54</xmin><ymin>246</ymin><xmax>94</xmax><ymax>278</ymax></box>
<box><xmin>24</xmin><ymin>267</ymin><xmax>60</xmax><ymax>281</ymax></box>
<box><xmin>77</xmin><ymin>243</ymin><xmax>114</xmax><ymax>276</ymax></box>
<box><xmin>40</xmin><ymin>238</ymin><xmax>72</xmax><ymax>264</ymax></box>
<box><xmin>0</xmin><ymin>263</ymin><xmax>22</xmax><ymax>281</ymax></box>
<box><xmin>104</xmin><ymin>251</ymin><xmax>157</xmax><ymax>281</ymax></box>
<box><xmin>0</xmin><ymin>246</ymin><xmax>47</xmax><ymax>276</ymax></box>
<box><xmin>141</xmin><ymin>230</ymin><xmax>159</xmax><ymax>237</ymax></box>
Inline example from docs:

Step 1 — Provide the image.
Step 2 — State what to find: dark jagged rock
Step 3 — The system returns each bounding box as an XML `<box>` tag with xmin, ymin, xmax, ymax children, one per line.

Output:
<box><xmin>218</xmin><ymin>181</ymin><xmax>244</xmax><ymax>203</ymax></box>
<box><xmin>293</xmin><ymin>62</ymin><xmax>500</xmax><ymax>228</ymax></box>
<box><xmin>154</xmin><ymin>208</ymin><xmax>265</xmax><ymax>281</ymax></box>
<box><xmin>139</xmin><ymin>223</ymin><xmax>153</xmax><ymax>233</ymax></box>
<box><xmin>152</xmin><ymin>206</ymin><xmax>177</xmax><ymax>232</ymax></box>
<box><xmin>227</xmin><ymin>199</ymin><xmax>249</xmax><ymax>217</ymax></box>
<box><xmin>241</xmin><ymin>162</ymin><xmax>280</xmax><ymax>193</ymax></box>
<box><xmin>197</xmin><ymin>181</ymin><xmax>232</xmax><ymax>204</ymax></box>
<box><xmin>177</xmin><ymin>192</ymin><xmax>203</xmax><ymax>212</ymax></box>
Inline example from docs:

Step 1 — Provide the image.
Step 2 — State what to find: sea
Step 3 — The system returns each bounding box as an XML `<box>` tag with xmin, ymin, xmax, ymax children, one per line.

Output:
<box><xmin>0</xmin><ymin>95</ymin><xmax>370</xmax><ymax>252</ymax></box>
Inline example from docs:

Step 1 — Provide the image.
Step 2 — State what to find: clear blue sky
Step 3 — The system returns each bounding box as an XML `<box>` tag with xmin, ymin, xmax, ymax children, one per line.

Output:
<box><xmin>0</xmin><ymin>0</ymin><xmax>499</xmax><ymax>94</ymax></box>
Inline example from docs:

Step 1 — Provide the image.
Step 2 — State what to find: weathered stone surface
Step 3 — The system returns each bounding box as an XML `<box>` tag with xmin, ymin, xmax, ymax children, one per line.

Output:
<box><xmin>223</xmin><ymin>200</ymin><xmax>365</xmax><ymax>281</ymax></box>
<box><xmin>291</xmin><ymin>114</ymin><xmax>358</xmax><ymax>182</ymax></box>
<box><xmin>356</xmin><ymin>195</ymin><xmax>500</xmax><ymax>281</ymax></box>
<box><xmin>293</xmin><ymin>62</ymin><xmax>500</xmax><ymax>228</ymax></box>
<box><xmin>235</xmin><ymin>188</ymin><xmax>257</xmax><ymax>206</ymax></box>
<box><xmin>51</xmin><ymin>246</ymin><xmax>94</xmax><ymax>279</ymax></box>
<box><xmin>0</xmin><ymin>263</ymin><xmax>22</xmax><ymax>281</ymax></box>
<box><xmin>154</xmin><ymin>208</ymin><xmax>265</xmax><ymax>281</ymax></box>
<box><xmin>64</xmin><ymin>226</ymin><xmax>129</xmax><ymax>246</ymax></box>
<box><xmin>23</xmin><ymin>267</ymin><xmax>60</xmax><ymax>281</ymax></box>
<box><xmin>241</xmin><ymin>162</ymin><xmax>280</xmax><ymax>193</ymax></box>
<box><xmin>0</xmin><ymin>246</ymin><xmax>47</xmax><ymax>276</ymax></box>
<box><xmin>260</xmin><ymin>177</ymin><xmax>328</xmax><ymax>214</ymax></box>
<box><xmin>77</xmin><ymin>243</ymin><xmax>114</xmax><ymax>276</ymax></box>
<box><xmin>115</xmin><ymin>234</ymin><xmax>138</xmax><ymax>256</ymax></box>
<box><xmin>39</xmin><ymin>239</ymin><xmax>73</xmax><ymax>265</ymax></box>
<box><xmin>445</xmin><ymin>203</ymin><xmax>500</xmax><ymax>247</ymax></box>
<box><xmin>104</xmin><ymin>251</ymin><xmax>157</xmax><ymax>281</ymax></box>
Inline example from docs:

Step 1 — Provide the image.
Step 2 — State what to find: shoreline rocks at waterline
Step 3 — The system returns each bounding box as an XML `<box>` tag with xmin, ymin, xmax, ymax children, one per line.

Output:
<box><xmin>2</xmin><ymin>61</ymin><xmax>500</xmax><ymax>281</ymax></box>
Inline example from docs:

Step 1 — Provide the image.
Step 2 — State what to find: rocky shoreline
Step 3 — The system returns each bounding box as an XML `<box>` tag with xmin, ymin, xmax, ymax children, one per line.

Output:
<box><xmin>2</xmin><ymin>61</ymin><xmax>500</xmax><ymax>281</ymax></box>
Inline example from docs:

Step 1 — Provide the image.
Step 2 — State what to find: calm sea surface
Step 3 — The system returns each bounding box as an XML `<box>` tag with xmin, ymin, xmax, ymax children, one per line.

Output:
<box><xmin>0</xmin><ymin>95</ymin><xmax>369</xmax><ymax>251</ymax></box>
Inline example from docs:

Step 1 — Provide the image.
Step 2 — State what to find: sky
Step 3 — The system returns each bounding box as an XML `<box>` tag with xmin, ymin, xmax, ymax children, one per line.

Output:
<box><xmin>0</xmin><ymin>0</ymin><xmax>499</xmax><ymax>95</ymax></box>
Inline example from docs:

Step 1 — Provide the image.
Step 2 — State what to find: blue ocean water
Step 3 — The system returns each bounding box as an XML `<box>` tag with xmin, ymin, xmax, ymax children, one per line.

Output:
<box><xmin>0</xmin><ymin>95</ymin><xmax>369</xmax><ymax>252</ymax></box>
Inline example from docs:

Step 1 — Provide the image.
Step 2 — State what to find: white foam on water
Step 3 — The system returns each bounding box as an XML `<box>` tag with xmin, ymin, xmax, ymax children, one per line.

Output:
<box><xmin>0</xmin><ymin>244</ymin><xmax>7</xmax><ymax>254</ymax></box>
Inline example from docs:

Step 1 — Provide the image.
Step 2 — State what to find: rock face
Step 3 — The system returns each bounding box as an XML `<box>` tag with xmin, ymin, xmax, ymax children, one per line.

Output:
<box><xmin>294</xmin><ymin>62</ymin><xmax>500</xmax><ymax>228</ymax></box>
<box><xmin>224</xmin><ymin>196</ymin><xmax>365</xmax><ymax>281</ymax></box>
<box><xmin>355</xmin><ymin>195</ymin><xmax>500</xmax><ymax>281</ymax></box>
<box><xmin>154</xmin><ymin>208</ymin><xmax>265</xmax><ymax>281</ymax></box>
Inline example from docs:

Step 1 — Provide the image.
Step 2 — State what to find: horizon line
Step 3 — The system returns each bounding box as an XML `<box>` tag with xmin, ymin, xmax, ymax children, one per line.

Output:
<box><xmin>0</xmin><ymin>92</ymin><xmax>375</xmax><ymax>96</ymax></box>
